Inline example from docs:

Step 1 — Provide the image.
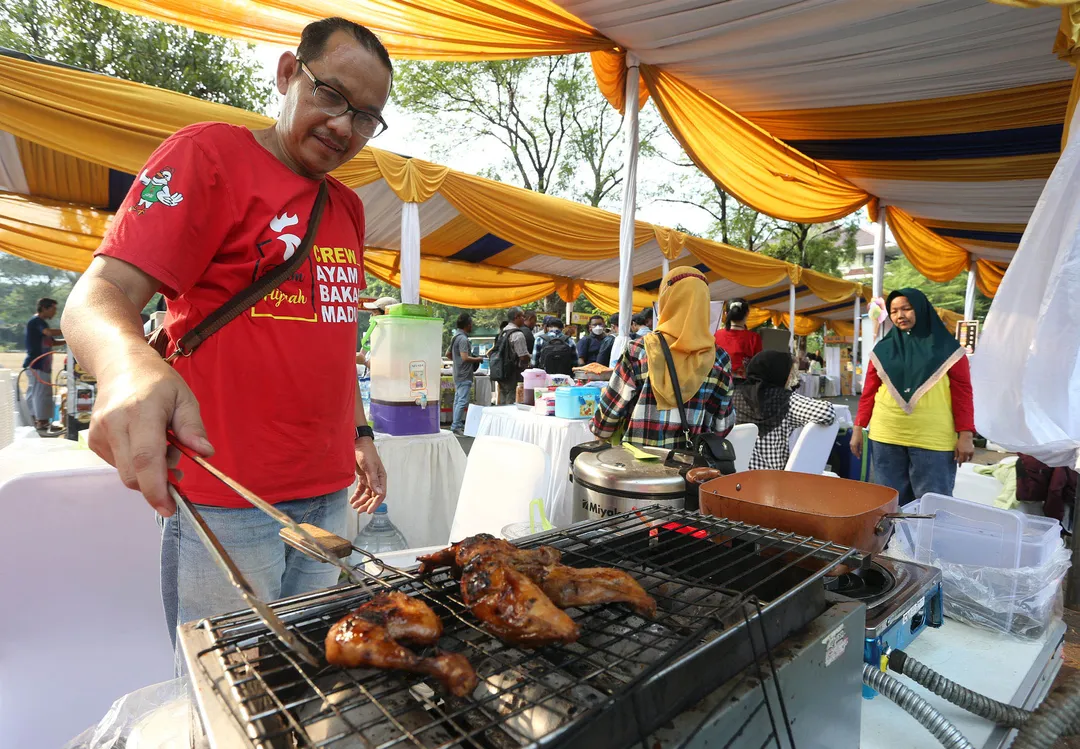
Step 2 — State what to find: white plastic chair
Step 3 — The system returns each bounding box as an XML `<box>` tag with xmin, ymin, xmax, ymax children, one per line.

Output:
<box><xmin>952</xmin><ymin>466</ymin><xmax>1004</xmax><ymax>506</ymax></box>
<box><xmin>726</xmin><ymin>423</ymin><xmax>758</xmax><ymax>473</ymax></box>
<box><xmin>0</xmin><ymin>462</ymin><xmax>173</xmax><ymax>749</ymax></box>
<box><xmin>448</xmin><ymin>436</ymin><xmax>549</xmax><ymax>541</ymax></box>
<box><xmin>463</xmin><ymin>404</ymin><xmax>486</xmax><ymax>437</ymax></box>
<box><xmin>785</xmin><ymin>421</ymin><xmax>841</xmax><ymax>475</ymax></box>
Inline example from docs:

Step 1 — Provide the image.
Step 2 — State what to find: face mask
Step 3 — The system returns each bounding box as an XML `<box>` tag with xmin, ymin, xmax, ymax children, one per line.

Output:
<box><xmin>592</xmin><ymin>325</ymin><xmax>605</xmax><ymax>336</ymax></box>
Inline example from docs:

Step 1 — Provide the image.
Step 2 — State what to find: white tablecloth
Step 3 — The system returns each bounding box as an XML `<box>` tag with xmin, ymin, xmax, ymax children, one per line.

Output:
<box><xmin>474</xmin><ymin>406</ymin><xmax>594</xmax><ymax>527</ymax></box>
<box><xmin>834</xmin><ymin>403</ymin><xmax>853</xmax><ymax>429</ymax></box>
<box><xmin>348</xmin><ymin>430</ymin><xmax>467</xmax><ymax>548</ymax></box>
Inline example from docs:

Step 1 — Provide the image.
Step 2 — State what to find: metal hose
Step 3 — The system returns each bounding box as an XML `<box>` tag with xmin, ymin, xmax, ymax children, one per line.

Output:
<box><xmin>888</xmin><ymin>649</ymin><xmax>1031</xmax><ymax>729</ymax></box>
<box><xmin>1011</xmin><ymin>673</ymin><xmax>1080</xmax><ymax>749</ymax></box>
<box><xmin>863</xmin><ymin>664</ymin><xmax>975</xmax><ymax>749</ymax></box>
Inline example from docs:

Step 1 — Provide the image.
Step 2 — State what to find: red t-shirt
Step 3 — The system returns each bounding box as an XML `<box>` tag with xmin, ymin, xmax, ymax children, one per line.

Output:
<box><xmin>714</xmin><ymin>328</ymin><xmax>763</xmax><ymax>378</ymax></box>
<box><xmin>97</xmin><ymin>123</ymin><xmax>366</xmax><ymax>507</ymax></box>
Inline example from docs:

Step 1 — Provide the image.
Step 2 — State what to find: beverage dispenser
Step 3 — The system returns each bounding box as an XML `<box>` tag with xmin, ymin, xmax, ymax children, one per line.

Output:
<box><xmin>368</xmin><ymin>307</ymin><xmax>442</xmax><ymax>435</ymax></box>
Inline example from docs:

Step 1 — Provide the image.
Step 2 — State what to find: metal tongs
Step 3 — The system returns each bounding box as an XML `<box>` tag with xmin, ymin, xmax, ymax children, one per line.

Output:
<box><xmin>166</xmin><ymin>434</ymin><xmax>373</xmax><ymax>666</ymax></box>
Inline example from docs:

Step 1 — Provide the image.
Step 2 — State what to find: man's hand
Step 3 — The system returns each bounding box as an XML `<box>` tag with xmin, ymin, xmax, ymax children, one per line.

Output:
<box><xmin>955</xmin><ymin>431</ymin><xmax>975</xmax><ymax>465</ymax></box>
<box><xmin>350</xmin><ymin>437</ymin><xmax>387</xmax><ymax>513</ymax></box>
<box><xmin>850</xmin><ymin>428</ymin><xmax>863</xmax><ymax>460</ymax></box>
<box><xmin>89</xmin><ymin>350</ymin><xmax>213</xmax><ymax>516</ymax></box>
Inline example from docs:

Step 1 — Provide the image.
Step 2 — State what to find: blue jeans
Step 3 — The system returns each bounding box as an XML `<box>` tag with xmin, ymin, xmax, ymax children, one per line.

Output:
<box><xmin>870</xmin><ymin>440</ymin><xmax>956</xmax><ymax>506</ymax></box>
<box><xmin>160</xmin><ymin>489</ymin><xmax>349</xmax><ymax>656</ymax></box>
<box><xmin>451</xmin><ymin>379</ymin><xmax>472</xmax><ymax>431</ymax></box>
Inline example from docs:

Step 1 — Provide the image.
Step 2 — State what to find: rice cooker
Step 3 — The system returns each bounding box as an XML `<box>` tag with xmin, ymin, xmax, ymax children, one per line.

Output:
<box><xmin>569</xmin><ymin>441</ymin><xmax>695</xmax><ymax>522</ymax></box>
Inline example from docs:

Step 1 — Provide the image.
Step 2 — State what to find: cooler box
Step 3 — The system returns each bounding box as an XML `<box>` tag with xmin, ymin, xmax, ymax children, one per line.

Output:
<box><xmin>555</xmin><ymin>386</ymin><xmax>598</xmax><ymax>420</ymax></box>
<box><xmin>368</xmin><ymin>311</ymin><xmax>442</xmax><ymax>435</ymax></box>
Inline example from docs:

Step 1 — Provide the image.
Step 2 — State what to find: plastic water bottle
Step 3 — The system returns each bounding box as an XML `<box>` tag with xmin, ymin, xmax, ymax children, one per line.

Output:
<box><xmin>358</xmin><ymin>375</ymin><xmax>372</xmax><ymax>417</ymax></box>
<box><xmin>352</xmin><ymin>505</ymin><xmax>408</xmax><ymax>574</ymax></box>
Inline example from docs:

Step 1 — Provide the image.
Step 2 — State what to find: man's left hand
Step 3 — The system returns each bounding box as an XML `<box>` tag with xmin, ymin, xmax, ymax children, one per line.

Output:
<box><xmin>350</xmin><ymin>438</ymin><xmax>387</xmax><ymax>513</ymax></box>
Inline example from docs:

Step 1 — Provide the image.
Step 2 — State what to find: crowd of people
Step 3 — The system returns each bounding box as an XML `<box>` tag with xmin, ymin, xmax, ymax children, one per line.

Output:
<box><xmin>589</xmin><ymin>276</ymin><xmax>975</xmax><ymax>500</ymax></box>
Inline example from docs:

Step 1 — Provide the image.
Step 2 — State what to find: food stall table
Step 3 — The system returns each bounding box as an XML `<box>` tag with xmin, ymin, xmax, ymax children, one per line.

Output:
<box><xmin>345</xmin><ymin>430</ymin><xmax>467</xmax><ymax>548</ymax></box>
<box><xmin>861</xmin><ymin>618</ymin><xmax>1065</xmax><ymax>749</ymax></box>
<box><xmin>474</xmin><ymin>405</ymin><xmax>594</xmax><ymax>527</ymax></box>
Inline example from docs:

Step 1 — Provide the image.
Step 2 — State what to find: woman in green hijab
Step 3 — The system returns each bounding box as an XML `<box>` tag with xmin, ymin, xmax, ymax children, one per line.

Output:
<box><xmin>851</xmin><ymin>288</ymin><xmax>975</xmax><ymax>504</ymax></box>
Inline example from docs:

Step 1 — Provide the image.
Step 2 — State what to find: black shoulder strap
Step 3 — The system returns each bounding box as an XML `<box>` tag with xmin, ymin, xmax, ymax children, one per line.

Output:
<box><xmin>168</xmin><ymin>180</ymin><xmax>329</xmax><ymax>361</ymax></box>
<box><xmin>656</xmin><ymin>332</ymin><xmax>692</xmax><ymax>447</ymax></box>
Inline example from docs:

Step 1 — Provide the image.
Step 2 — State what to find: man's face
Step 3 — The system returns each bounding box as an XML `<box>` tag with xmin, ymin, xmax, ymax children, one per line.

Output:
<box><xmin>463</xmin><ymin>322</ymin><xmax>473</xmax><ymax>334</ymax></box>
<box><xmin>513</xmin><ymin>313</ymin><xmax>525</xmax><ymax>326</ymax></box>
<box><xmin>525</xmin><ymin>315</ymin><xmax>537</xmax><ymax>329</ymax></box>
<box><xmin>40</xmin><ymin>305</ymin><xmax>57</xmax><ymax>320</ymax></box>
<box><xmin>590</xmin><ymin>318</ymin><xmax>604</xmax><ymax>336</ymax></box>
<box><xmin>889</xmin><ymin>296</ymin><xmax>916</xmax><ymax>331</ymax></box>
<box><xmin>275</xmin><ymin>32</ymin><xmax>392</xmax><ymax>178</ymax></box>
<box><xmin>630</xmin><ymin>321</ymin><xmax>640</xmax><ymax>333</ymax></box>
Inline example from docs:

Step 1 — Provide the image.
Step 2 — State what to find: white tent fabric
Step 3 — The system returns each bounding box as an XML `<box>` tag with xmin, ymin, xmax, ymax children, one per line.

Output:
<box><xmin>971</xmin><ymin>107</ymin><xmax>1080</xmax><ymax>468</ymax></box>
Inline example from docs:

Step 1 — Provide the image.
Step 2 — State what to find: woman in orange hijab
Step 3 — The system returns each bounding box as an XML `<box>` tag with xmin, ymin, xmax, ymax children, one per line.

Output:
<box><xmin>591</xmin><ymin>267</ymin><xmax>736</xmax><ymax>448</ymax></box>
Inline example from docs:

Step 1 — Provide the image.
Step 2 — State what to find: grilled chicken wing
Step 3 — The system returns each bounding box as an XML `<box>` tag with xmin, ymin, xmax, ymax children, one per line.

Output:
<box><xmin>417</xmin><ymin>534</ymin><xmax>561</xmax><ymax>577</ymax></box>
<box><xmin>325</xmin><ymin>615</ymin><xmax>478</xmax><ymax>697</ymax></box>
<box><xmin>348</xmin><ymin>591</ymin><xmax>443</xmax><ymax>646</ymax></box>
<box><xmin>537</xmin><ymin>565</ymin><xmax>657</xmax><ymax>618</ymax></box>
<box><xmin>460</xmin><ymin>554</ymin><xmax>580</xmax><ymax>648</ymax></box>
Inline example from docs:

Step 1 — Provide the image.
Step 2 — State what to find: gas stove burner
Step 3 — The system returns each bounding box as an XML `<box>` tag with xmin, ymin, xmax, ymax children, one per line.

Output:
<box><xmin>825</xmin><ymin>563</ymin><xmax>896</xmax><ymax>601</ymax></box>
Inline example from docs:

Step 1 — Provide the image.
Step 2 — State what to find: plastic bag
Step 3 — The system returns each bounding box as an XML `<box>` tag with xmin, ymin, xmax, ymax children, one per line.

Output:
<box><xmin>970</xmin><ymin>105</ymin><xmax>1080</xmax><ymax>469</ymax></box>
<box><xmin>886</xmin><ymin>540</ymin><xmax>1071</xmax><ymax>641</ymax></box>
<box><xmin>63</xmin><ymin>677</ymin><xmax>206</xmax><ymax>749</ymax></box>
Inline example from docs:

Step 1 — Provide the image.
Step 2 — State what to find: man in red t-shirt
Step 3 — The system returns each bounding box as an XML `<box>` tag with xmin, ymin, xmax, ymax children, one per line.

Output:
<box><xmin>62</xmin><ymin>18</ymin><xmax>391</xmax><ymax>647</ymax></box>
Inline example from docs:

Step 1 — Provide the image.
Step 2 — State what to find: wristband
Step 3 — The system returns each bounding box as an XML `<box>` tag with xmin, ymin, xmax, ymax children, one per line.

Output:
<box><xmin>355</xmin><ymin>425</ymin><xmax>375</xmax><ymax>441</ymax></box>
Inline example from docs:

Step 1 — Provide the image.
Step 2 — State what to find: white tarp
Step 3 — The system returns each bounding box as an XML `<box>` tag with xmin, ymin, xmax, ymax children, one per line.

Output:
<box><xmin>971</xmin><ymin>108</ymin><xmax>1080</xmax><ymax>468</ymax></box>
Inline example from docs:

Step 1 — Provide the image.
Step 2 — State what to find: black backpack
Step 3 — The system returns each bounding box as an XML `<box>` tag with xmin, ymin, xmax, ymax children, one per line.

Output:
<box><xmin>487</xmin><ymin>329</ymin><xmax>518</xmax><ymax>381</ymax></box>
<box><xmin>539</xmin><ymin>336</ymin><xmax>575</xmax><ymax>376</ymax></box>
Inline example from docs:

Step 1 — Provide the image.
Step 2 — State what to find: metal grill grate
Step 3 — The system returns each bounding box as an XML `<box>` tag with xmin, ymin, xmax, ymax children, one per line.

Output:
<box><xmin>182</xmin><ymin>506</ymin><xmax>860</xmax><ymax>749</ymax></box>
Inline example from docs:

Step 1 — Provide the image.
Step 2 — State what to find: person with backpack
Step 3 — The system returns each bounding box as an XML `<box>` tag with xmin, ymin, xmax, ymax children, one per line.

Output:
<box><xmin>447</xmin><ymin>313</ymin><xmax>483</xmax><ymax>434</ymax></box>
<box><xmin>535</xmin><ymin>317</ymin><xmax>575</xmax><ymax>376</ymax></box>
<box><xmin>489</xmin><ymin>306</ymin><xmax>531</xmax><ymax>405</ymax></box>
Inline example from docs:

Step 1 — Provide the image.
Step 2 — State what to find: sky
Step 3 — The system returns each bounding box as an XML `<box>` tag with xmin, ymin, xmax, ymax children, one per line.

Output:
<box><xmin>253</xmin><ymin>45</ymin><xmax>880</xmax><ymax>240</ymax></box>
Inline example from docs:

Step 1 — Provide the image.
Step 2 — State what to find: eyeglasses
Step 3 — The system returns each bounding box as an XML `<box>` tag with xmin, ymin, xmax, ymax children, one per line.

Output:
<box><xmin>296</xmin><ymin>59</ymin><xmax>388</xmax><ymax>139</ymax></box>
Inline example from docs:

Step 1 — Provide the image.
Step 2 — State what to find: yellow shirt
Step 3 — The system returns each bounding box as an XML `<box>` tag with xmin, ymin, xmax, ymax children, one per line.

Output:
<box><xmin>869</xmin><ymin>375</ymin><xmax>957</xmax><ymax>452</ymax></box>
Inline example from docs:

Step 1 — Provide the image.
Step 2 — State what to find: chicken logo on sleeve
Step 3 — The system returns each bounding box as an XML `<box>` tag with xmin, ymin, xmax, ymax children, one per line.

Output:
<box><xmin>130</xmin><ymin>168</ymin><xmax>183</xmax><ymax>214</ymax></box>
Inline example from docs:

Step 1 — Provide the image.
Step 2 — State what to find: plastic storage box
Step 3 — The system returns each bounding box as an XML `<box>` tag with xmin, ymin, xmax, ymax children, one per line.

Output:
<box><xmin>894</xmin><ymin>493</ymin><xmax>1060</xmax><ymax>570</ymax></box>
<box><xmin>891</xmin><ymin>493</ymin><xmax>1065</xmax><ymax>638</ymax></box>
<box><xmin>555</xmin><ymin>386</ymin><xmax>598</xmax><ymax>420</ymax></box>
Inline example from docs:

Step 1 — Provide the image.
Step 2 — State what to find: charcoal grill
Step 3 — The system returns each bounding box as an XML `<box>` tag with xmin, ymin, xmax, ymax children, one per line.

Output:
<box><xmin>180</xmin><ymin>506</ymin><xmax>863</xmax><ymax>749</ymax></box>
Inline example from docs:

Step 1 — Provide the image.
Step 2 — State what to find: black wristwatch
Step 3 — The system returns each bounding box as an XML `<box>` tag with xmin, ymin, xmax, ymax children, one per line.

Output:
<box><xmin>355</xmin><ymin>425</ymin><xmax>375</xmax><ymax>441</ymax></box>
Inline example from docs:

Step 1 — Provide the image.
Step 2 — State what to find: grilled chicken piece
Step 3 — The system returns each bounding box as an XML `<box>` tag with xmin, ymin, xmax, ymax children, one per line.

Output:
<box><xmin>326</xmin><ymin>615</ymin><xmax>477</xmax><ymax>697</ymax></box>
<box><xmin>537</xmin><ymin>566</ymin><xmax>657</xmax><ymax>618</ymax></box>
<box><xmin>346</xmin><ymin>591</ymin><xmax>443</xmax><ymax>646</ymax></box>
<box><xmin>417</xmin><ymin>534</ymin><xmax>561</xmax><ymax>576</ymax></box>
<box><xmin>460</xmin><ymin>555</ymin><xmax>580</xmax><ymax>648</ymax></box>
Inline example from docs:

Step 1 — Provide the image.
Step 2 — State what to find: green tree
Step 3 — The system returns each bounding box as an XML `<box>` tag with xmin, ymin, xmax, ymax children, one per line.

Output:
<box><xmin>393</xmin><ymin>54</ymin><xmax>663</xmax><ymax>211</ymax></box>
<box><xmin>761</xmin><ymin>221</ymin><xmax>858</xmax><ymax>276</ymax></box>
<box><xmin>0</xmin><ymin>0</ymin><xmax>273</xmax><ymax>112</ymax></box>
<box><xmin>0</xmin><ymin>255</ymin><xmax>77</xmax><ymax>350</ymax></box>
<box><xmin>884</xmin><ymin>256</ymin><xmax>991</xmax><ymax>321</ymax></box>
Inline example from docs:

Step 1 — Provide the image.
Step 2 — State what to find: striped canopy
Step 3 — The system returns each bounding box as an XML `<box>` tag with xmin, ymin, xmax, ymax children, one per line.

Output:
<box><xmin>81</xmin><ymin>0</ymin><xmax>1079</xmax><ymax>297</ymax></box>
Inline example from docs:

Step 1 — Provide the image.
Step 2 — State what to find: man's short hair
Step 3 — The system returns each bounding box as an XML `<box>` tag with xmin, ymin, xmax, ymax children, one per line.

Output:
<box><xmin>632</xmin><ymin>313</ymin><xmax>648</xmax><ymax>326</ymax></box>
<box><xmin>455</xmin><ymin>313</ymin><xmax>472</xmax><ymax>330</ymax></box>
<box><xmin>297</xmin><ymin>17</ymin><xmax>393</xmax><ymax>74</ymax></box>
<box><xmin>508</xmin><ymin>306</ymin><xmax>524</xmax><ymax>321</ymax></box>
<box><xmin>608</xmin><ymin>313</ymin><xmax>620</xmax><ymax>327</ymax></box>
<box><xmin>37</xmin><ymin>297</ymin><xmax>57</xmax><ymax>313</ymax></box>
<box><xmin>548</xmin><ymin>318</ymin><xmax>564</xmax><ymax>329</ymax></box>
<box><xmin>589</xmin><ymin>314</ymin><xmax>604</xmax><ymax>325</ymax></box>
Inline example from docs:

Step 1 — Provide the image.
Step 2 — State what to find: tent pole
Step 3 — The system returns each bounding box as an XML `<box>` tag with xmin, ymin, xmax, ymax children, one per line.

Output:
<box><xmin>788</xmin><ymin>282</ymin><xmax>796</xmax><ymax>353</ymax></box>
<box><xmin>658</xmin><ymin>256</ymin><xmax>670</xmax><ymax>317</ymax></box>
<box><xmin>853</xmin><ymin>296</ymin><xmax>861</xmax><ymax>394</ymax></box>
<box><xmin>964</xmin><ymin>259</ymin><xmax>977</xmax><ymax>320</ymax></box>
<box><xmin>565</xmin><ymin>300</ymin><xmax>574</xmax><ymax>327</ymax></box>
<box><xmin>612</xmin><ymin>52</ymin><xmax>641</xmax><ymax>367</ymax></box>
<box><xmin>873</xmin><ymin>205</ymin><xmax>887</xmax><ymax>300</ymax></box>
<box><xmin>400</xmin><ymin>202</ymin><xmax>421</xmax><ymax>304</ymax></box>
